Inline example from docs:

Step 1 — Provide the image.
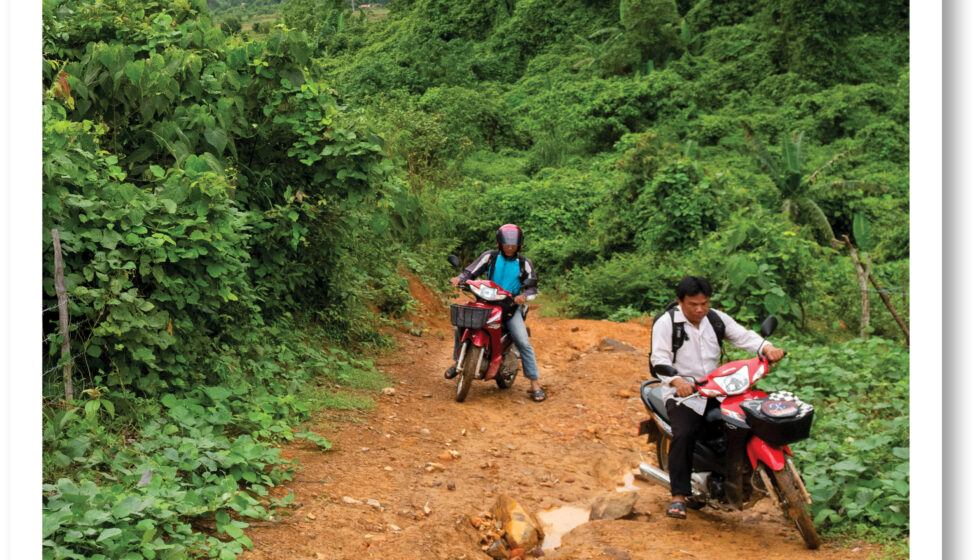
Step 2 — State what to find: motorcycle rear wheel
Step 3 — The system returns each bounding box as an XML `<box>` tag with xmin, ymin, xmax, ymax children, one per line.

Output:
<box><xmin>656</xmin><ymin>432</ymin><xmax>670</xmax><ymax>470</ymax></box>
<box><xmin>769</xmin><ymin>467</ymin><xmax>820</xmax><ymax>549</ymax></box>
<box><xmin>455</xmin><ymin>348</ymin><xmax>481</xmax><ymax>403</ymax></box>
<box><xmin>655</xmin><ymin>433</ymin><xmax>705</xmax><ymax>509</ymax></box>
<box><xmin>495</xmin><ymin>371</ymin><xmax>517</xmax><ymax>389</ymax></box>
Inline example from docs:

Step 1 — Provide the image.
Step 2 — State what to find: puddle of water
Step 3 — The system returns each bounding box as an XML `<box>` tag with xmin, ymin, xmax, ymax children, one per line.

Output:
<box><xmin>537</xmin><ymin>506</ymin><xmax>591</xmax><ymax>550</ymax></box>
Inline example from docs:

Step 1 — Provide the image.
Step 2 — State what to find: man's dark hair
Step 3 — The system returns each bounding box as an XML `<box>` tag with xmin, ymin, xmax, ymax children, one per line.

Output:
<box><xmin>676</xmin><ymin>276</ymin><xmax>712</xmax><ymax>300</ymax></box>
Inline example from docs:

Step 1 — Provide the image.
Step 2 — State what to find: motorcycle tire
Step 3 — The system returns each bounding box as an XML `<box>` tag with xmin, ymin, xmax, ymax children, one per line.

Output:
<box><xmin>656</xmin><ymin>432</ymin><xmax>670</xmax><ymax>470</ymax></box>
<box><xmin>455</xmin><ymin>347</ymin><xmax>482</xmax><ymax>403</ymax></box>
<box><xmin>770</xmin><ymin>467</ymin><xmax>820</xmax><ymax>549</ymax></box>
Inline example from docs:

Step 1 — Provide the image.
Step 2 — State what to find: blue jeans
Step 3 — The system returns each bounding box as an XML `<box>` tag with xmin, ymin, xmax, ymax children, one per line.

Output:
<box><xmin>451</xmin><ymin>307</ymin><xmax>540</xmax><ymax>381</ymax></box>
<box><xmin>505</xmin><ymin>309</ymin><xmax>539</xmax><ymax>380</ymax></box>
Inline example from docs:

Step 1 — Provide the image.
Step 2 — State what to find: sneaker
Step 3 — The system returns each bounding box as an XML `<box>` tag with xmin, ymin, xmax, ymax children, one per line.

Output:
<box><xmin>444</xmin><ymin>366</ymin><xmax>458</xmax><ymax>379</ymax></box>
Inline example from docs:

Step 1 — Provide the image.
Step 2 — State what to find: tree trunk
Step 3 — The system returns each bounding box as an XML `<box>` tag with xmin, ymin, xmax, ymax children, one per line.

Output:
<box><xmin>846</xmin><ymin>243</ymin><xmax>870</xmax><ymax>338</ymax></box>
<box><xmin>52</xmin><ymin>229</ymin><xmax>73</xmax><ymax>401</ymax></box>
<box><xmin>840</xmin><ymin>236</ymin><xmax>909</xmax><ymax>345</ymax></box>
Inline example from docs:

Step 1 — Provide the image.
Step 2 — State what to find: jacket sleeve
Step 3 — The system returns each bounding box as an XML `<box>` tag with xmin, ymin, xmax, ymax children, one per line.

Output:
<box><xmin>521</xmin><ymin>256</ymin><xmax>539</xmax><ymax>300</ymax></box>
<box><xmin>457</xmin><ymin>250</ymin><xmax>495</xmax><ymax>283</ymax></box>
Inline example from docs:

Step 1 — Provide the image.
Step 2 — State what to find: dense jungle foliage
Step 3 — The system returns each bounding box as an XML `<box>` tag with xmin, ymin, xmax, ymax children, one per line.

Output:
<box><xmin>42</xmin><ymin>0</ymin><xmax>908</xmax><ymax>557</ymax></box>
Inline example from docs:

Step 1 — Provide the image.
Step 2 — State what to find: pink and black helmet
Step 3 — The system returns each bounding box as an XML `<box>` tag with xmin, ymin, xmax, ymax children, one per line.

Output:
<box><xmin>496</xmin><ymin>224</ymin><xmax>524</xmax><ymax>251</ymax></box>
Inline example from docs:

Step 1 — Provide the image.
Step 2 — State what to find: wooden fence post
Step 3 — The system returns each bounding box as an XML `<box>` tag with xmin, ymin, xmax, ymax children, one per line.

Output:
<box><xmin>52</xmin><ymin>228</ymin><xmax>73</xmax><ymax>401</ymax></box>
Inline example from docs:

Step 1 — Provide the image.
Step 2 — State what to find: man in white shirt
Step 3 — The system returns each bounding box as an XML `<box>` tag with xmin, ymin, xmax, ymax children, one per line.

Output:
<box><xmin>650</xmin><ymin>276</ymin><xmax>785</xmax><ymax>519</ymax></box>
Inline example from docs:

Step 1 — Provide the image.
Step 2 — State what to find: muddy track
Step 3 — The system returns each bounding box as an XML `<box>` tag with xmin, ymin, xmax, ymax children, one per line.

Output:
<box><xmin>240</xmin><ymin>283</ymin><xmax>880</xmax><ymax>560</ymax></box>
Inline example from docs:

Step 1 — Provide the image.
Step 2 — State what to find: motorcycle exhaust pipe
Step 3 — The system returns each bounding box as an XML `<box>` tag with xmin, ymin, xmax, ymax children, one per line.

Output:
<box><xmin>638</xmin><ymin>462</ymin><xmax>671</xmax><ymax>488</ymax></box>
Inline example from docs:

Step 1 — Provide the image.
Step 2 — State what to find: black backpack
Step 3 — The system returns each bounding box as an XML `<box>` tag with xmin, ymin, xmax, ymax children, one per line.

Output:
<box><xmin>648</xmin><ymin>301</ymin><xmax>726</xmax><ymax>374</ymax></box>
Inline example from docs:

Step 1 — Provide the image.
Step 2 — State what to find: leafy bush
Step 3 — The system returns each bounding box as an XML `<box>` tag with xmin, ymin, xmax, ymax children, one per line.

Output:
<box><xmin>756</xmin><ymin>337</ymin><xmax>909</xmax><ymax>538</ymax></box>
<box><xmin>688</xmin><ymin>210</ymin><xmax>824</xmax><ymax>325</ymax></box>
<box><xmin>221</xmin><ymin>15</ymin><xmax>242</xmax><ymax>34</ymax></box>
<box><xmin>562</xmin><ymin>252</ymin><xmax>684</xmax><ymax>318</ymax></box>
<box><xmin>42</xmin><ymin>318</ymin><xmax>387</xmax><ymax>559</ymax></box>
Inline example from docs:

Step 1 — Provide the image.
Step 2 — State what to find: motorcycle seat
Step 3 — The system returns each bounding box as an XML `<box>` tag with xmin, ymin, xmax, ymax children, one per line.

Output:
<box><xmin>640</xmin><ymin>381</ymin><xmax>670</xmax><ymax>420</ymax></box>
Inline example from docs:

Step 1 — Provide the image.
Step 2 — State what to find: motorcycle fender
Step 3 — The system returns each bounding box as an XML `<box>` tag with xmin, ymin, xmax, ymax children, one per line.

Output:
<box><xmin>466</xmin><ymin>330</ymin><xmax>489</xmax><ymax>348</ymax></box>
<box><xmin>486</xmin><ymin>354</ymin><xmax>503</xmax><ymax>379</ymax></box>
<box><xmin>746</xmin><ymin>437</ymin><xmax>785</xmax><ymax>471</ymax></box>
<box><xmin>637</xmin><ymin>418</ymin><xmax>659</xmax><ymax>442</ymax></box>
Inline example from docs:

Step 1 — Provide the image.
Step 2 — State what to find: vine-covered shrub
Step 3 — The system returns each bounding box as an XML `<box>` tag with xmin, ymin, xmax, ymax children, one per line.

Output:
<box><xmin>43</xmin><ymin>102</ymin><xmax>257</xmax><ymax>394</ymax></box>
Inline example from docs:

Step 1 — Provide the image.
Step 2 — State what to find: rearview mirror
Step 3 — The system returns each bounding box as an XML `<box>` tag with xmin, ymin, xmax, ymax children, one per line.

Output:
<box><xmin>448</xmin><ymin>254</ymin><xmax>461</xmax><ymax>269</ymax></box>
<box><xmin>760</xmin><ymin>315</ymin><xmax>778</xmax><ymax>338</ymax></box>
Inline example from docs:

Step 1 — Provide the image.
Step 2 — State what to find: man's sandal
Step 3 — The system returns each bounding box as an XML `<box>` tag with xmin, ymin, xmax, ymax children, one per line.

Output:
<box><xmin>666</xmin><ymin>501</ymin><xmax>687</xmax><ymax>519</ymax></box>
<box><xmin>444</xmin><ymin>366</ymin><xmax>458</xmax><ymax>379</ymax></box>
<box><xmin>528</xmin><ymin>389</ymin><xmax>547</xmax><ymax>402</ymax></box>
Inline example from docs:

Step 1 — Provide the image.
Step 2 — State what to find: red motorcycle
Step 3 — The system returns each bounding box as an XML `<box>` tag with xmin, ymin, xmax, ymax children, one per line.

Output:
<box><xmin>637</xmin><ymin>316</ymin><xmax>820</xmax><ymax>549</ymax></box>
<box><xmin>448</xmin><ymin>278</ymin><xmax>527</xmax><ymax>403</ymax></box>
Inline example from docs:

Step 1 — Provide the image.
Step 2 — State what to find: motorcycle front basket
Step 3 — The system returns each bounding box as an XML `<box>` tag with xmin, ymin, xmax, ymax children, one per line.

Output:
<box><xmin>450</xmin><ymin>304</ymin><xmax>490</xmax><ymax>330</ymax></box>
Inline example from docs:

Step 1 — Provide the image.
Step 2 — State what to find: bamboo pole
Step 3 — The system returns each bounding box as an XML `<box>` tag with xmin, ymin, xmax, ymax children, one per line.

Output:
<box><xmin>52</xmin><ymin>229</ymin><xmax>73</xmax><ymax>401</ymax></box>
<box><xmin>840</xmin><ymin>236</ymin><xmax>910</xmax><ymax>345</ymax></box>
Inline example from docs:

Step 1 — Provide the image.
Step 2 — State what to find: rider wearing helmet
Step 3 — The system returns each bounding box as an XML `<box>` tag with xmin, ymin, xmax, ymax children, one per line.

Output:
<box><xmin>446</xmin><ymin>224</ymin><xmax>545</xmax><ymax>402</ymax></box>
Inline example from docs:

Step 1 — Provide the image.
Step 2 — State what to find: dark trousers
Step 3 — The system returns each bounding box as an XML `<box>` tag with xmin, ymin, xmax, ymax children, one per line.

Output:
<box><xmin>666</xmin><ymin>398</ymin><xmax>720</xmax><ymax>497</ymax></box>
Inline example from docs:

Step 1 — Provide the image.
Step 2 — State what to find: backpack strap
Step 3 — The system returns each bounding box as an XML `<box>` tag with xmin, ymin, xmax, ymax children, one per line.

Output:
<box><xmin>668</xmin><ymin>307</ymin><xmax>687</xmax><ymax>364</ymax></box>
<box><xmin>648</xmin><ymin>303</ymin><xmax>728</xmax><ymax>372</ymax></box>
<box><xmin>486</xmin><ymin>250</ymin><xmax>500</xmax><ymax>280</ymax></box>
<box><xmin>706</xmin><ymin>309</ymin><xmax>727</xmax><ymax>362</ymax></box>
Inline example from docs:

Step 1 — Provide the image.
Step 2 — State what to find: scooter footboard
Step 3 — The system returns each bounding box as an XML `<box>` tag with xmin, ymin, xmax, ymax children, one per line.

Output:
<box><xmin>746</xmin><ymin>436</ymin><xmax>786</xmax><ymax>471</ymax></box>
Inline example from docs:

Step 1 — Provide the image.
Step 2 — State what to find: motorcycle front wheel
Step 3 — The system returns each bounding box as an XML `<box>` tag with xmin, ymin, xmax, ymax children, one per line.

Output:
<box><xmin>455</xmin><ymin>347</ymin><xmax>483</xmax><ymax>402</ymax></box>
<box><xmin>769</xmin><ymin>467</ymin><xmax>820</xmax><ymax>549</ymax></box>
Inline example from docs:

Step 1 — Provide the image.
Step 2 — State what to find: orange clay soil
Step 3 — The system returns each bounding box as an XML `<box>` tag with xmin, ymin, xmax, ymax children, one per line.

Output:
<box><xmin>239</xmin><ymin>277</ymin><xmax>881</xmax><ymax>560</ymax></box>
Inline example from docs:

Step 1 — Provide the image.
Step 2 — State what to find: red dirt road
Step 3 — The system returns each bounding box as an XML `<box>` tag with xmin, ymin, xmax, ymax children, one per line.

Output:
<box><xmin>240</xmin><ymin>282</ymin><xmax>881</xmax><ymax>560</ymax></box>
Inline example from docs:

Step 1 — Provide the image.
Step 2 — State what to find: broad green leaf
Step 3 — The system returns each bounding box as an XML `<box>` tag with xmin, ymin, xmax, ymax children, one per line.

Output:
<box><xmin>206</xmin><ymin>264</ymin><xmax>227</xmax><ymax>278</ymax></box>
<box><xmin>852</xmin><ymin>212</ymin><xmax>871</xmax><ymax>249</ymax></box>
<box><xmin>96</xmin><ymin>528</ymin><xmax>123</xmax><ymax>542</ymax></box>
<box><xmin>204</xmin><ymin>128</ymin><xmax>228</xmax><ymax>155</ymax></box>
<box><xmin>85</xmin><ymin>400</ymin><xmax>101</xmax><ymax>418</ymax></box>
<box><xmin>831</xmin><ymin>459</ymin><xmax>866</xmax><ymax>473</ymax></box>
<box><xmin>112</xmin><ymin>497</ymin><xmax>144</xmax><ymax>519</ymax></box>
<box><xmin>763</xmin><ymin>293</ymin><xmax>786</xmax><ymax>314</ymax></box>
<box><xmin>204</xmin><ymin>386</ymin><xmax>232</xmax><ymax>402</ymax></box>
<box><xmin>370</xmin><ymin>213</ymin><xmax>388</xmax><ymax>234</ymax></box>
<box><xmin>124</xmin><ymin>61</ymin><xmax>143</xmax><ymax>85</ymax></box>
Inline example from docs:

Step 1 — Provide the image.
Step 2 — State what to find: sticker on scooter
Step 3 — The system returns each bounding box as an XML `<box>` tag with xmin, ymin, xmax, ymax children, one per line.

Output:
<box><xmin>760</xmin><ymin>399</ymin><xmax>799</xmax><ymax>418</ymax></box>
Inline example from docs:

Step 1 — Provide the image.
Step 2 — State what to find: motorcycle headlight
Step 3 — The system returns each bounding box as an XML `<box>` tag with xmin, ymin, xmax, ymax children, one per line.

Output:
<box><xmin>714</xmin><ymin>365</ymin><xmax>752</xmax><ymax>395</ymax></box>
<box><xmin>471</xmin><ymin>283</ymin><xmax>506</xmax><ymax>301</ymax></box>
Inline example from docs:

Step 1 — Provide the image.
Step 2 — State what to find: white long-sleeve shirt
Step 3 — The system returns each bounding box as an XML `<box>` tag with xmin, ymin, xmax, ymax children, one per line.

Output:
<box><xmin>650</xmin><ymin>306</ymin><xmax>769</xmax><ymax>415</ymax></box>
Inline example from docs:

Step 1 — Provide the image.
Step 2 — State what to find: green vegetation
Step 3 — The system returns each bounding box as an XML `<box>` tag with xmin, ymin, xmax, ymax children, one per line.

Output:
<box><xmin>42</xmin><ymin>0</ymin><xmax>908</xmax><ymax>555</ymax></box>
<box><xmin>752</xmin><ymin>338</ymin><xmax>909</xmax><ymax>539</ymax></box>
